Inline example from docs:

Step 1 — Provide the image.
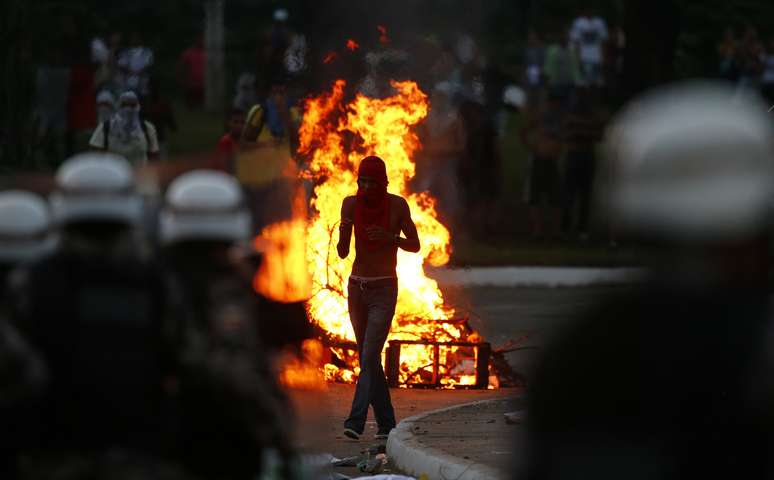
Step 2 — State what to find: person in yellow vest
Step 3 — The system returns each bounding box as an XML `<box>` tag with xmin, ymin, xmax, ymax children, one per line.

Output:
<box><xmin>235</xmin><ymin>80</ymin><xmax>302</xmax><ymax>232</ymax></box>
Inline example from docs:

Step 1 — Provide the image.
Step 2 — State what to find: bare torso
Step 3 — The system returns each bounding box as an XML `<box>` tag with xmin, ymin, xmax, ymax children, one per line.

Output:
<box><xmin>339</xmin><ymin>193</ymin><xmax>420</xmax><ymax>277</ymax></box>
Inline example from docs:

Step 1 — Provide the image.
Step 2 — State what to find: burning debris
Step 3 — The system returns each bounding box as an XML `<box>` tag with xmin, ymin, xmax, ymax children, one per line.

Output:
<box><xmin>294</xmin><ymin>79</ymin><xmax>496</xmax><ymax>389</ymax></box>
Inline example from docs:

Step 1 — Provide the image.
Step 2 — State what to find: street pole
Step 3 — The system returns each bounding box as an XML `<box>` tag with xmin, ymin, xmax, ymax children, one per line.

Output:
<box><xmin>204</xmin><ymin>0</ymin><xmax>225</xmax><ymax>112</ymax></box>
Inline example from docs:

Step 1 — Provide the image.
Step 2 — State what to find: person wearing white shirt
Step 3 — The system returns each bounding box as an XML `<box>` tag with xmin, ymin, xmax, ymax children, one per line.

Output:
<box><xmin>117</xmin><ymin>32</ymin><xmax>154</xmax><ymax>98</ymax></box>
<box><xmin>570</xmin><ymin>9</ymin><xmax>609</xmax><ymax>87</ymax></box>
<box><xmin>89</xmin><ymin>91</ymin><xmax>159</xmax><ymax>167</ymax></box>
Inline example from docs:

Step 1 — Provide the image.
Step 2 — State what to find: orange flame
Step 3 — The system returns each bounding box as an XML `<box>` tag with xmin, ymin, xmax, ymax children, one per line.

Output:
<box><xmin>299</xmin><ymin>80</ymin><xmax>480</xmax><ymax>387</ymax></box>
<box><xmin>277</xmin><ymin>339</ymin><xmax>327</xmax><ymax>390</ymax></box>
<box><xmin>253</xmin><ymin>186</ymin><xmax>312</xmax><ymax>303</ymax></box>
<box><xmin>346</xmin><ymin>39</ymin><xmax>359</xmax><ymax>51</ymax></box>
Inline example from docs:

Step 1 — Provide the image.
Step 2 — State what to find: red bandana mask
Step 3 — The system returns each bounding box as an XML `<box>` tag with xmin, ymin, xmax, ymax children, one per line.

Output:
<box><xmin>354</xmin><ymin>156</ymin><xmax>390</xmax><ymax>251</ymax></box>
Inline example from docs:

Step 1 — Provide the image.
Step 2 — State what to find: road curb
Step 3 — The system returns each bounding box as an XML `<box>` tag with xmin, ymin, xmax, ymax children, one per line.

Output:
<box><xmin>386</xmin><ymin>398</ymin><xmax>510</xmax><ymax>480</ymax></box>
<box><xmin>426</xmin><ymin>266</ymin><xmax>646</xmax><ymax>287</ymax></box>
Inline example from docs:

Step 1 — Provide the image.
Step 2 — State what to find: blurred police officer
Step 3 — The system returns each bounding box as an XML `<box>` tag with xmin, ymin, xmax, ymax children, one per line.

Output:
<box><xmin>0</xmin><ymin>191</ymin><xmax>55</xmax><ymax>477</ymax></box>
<box><xmin>159</xmin><ymin>169</ymin><xmax>298</xmax><ymax>479</ymax></box>
<box><xmin>12</xmin><ymin>153</ymin><xmax>183</xmax><ymax>478</ymax></box>
<box><xmin>524</xmin><ymin>82</ymin><xmax>774</xmax><ymax>480</ymax></box>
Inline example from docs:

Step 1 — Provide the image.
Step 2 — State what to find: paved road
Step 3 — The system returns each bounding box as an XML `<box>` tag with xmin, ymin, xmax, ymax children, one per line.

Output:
<box><xmin>287</xmin><ymin>285</ymin><xmax>628</xmax><ymax>478</ymax></box>
<box><xmin>441</xmin><ymin>285</ymin><xmax>629</xmax><ymax>381</ymax></box>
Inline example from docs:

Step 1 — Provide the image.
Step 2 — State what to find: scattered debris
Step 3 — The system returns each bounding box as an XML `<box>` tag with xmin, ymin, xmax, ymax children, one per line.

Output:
<box><xmin>504</xmin><ymin>410</ymin><xmax>526</xmax><ymax>424</ymax></box>
<box><xmin>332</xmin><ymin>455</ymin><xmax>361</xmax><ymax>467</ymax></box>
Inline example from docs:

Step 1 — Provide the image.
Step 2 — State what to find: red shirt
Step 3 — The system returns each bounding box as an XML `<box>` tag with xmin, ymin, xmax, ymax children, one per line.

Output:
<box><xmin>67</xmin><ymin>64</ymin><xmax>96</xmax><ymax>131</ymax></box>
<box><xmin>212</xmin><ymin>133</ymin><xmax>239</xmax><ymax>173</ymax></box>
<box><xmin>180</xmin><ymin>46</ymin><xmax>206</xmax><ymax>89</ymax></box>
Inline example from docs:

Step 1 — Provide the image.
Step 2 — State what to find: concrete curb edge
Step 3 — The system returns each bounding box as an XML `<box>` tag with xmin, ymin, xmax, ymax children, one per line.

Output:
<box><xmin>386</xmin><ymin>398</ymin><xmax>513</xmax><ymax>480</ymax></box>
<box><xmin>425</xmin><ymin>266</ymin><xmax>647</xmax><ymax>287</ymax></box>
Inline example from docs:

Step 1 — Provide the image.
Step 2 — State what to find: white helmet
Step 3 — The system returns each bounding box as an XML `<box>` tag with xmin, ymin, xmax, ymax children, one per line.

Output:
<box><xmin>602</xmin><ymin>81</ymin><xmax>774</xmax><ymax>240</ymax></box>
<box><xmin>159</xmin><ymin>170</ymin><xmax>252</xmax><ymax>245</ymax></box>
<box><xmin>0</xmin><ymin>190</ymin><xmax>57</xmax><ymax>263</ymax></box>
<box><xmin>49</xmin><ymin>152</ymin><xmax>142</xmax><ymax>226</ymax></box>
<box><xmin>273</xmin><ymin>8</ymin><xmax>289</xmax><ymax>22</ymax></box>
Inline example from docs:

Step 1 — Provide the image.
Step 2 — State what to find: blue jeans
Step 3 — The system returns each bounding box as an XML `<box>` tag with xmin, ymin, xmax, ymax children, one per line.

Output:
<box><xmin>343</xmin><ymin>278</ymin><xmax>398</xmax><ymax>434</ymax></box>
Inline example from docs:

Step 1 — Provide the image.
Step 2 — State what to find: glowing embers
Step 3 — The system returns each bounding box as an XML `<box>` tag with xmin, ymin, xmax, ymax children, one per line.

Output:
<box><xmin>385</xmin><ymin>339</ymin><xmax>491</xmax><ymax>389</ymax></box>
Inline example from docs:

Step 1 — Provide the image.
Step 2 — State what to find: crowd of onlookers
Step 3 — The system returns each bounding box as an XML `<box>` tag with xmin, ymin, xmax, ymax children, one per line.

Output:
<box><xmin>515</xmin><ymin>7</ymin><xmax>623</xmax><ymax>245</ymax></box>
<box><xmin>28</xmin><ymin>6</ymin><xmax>632</xmax><ymax>245</ymax></box>
<box><xmin>41</xmin><ymin>7</ymin><xmax>774</xmax><ymax>249</ymax></box>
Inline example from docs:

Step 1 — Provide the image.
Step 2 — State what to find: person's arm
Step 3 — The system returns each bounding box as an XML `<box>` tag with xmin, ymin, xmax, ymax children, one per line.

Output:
<box><xmin>396</xmin><ymin>199</ymin><xmax>420</xmax><ymax>253</ymax></box>
<box><xmin>337</xmin><ymin>197</ymin><xmax>354</xmax><ymax>259</ymax></box>
<box><xmin>146</xmin><ymin>122</ymin><xmax>160</xmax><ymax>161</ymax></box>
<box><xmin>88</xmin><ymin>122</ymin><xmax>106</xmax><ymax>151</ymax></box>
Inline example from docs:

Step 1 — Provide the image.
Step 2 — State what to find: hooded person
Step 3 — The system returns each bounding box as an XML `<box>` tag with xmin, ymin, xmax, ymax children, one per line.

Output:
<box><xmin>88</xmin><ymin>90</ymin><xmax>160</xmax><ymax>166</ymax></box>
<box><xmin>95</xmin><ymin>89</ymin><xmax>116</xmax><ymax>125</ymax></box>
<box><xmin>336</xmin><ymin>155</ymin><xmax>421</xmax><ymax>441</ymax></box>
<box><xmin>523</xmin><ymin>82</ymin><xmax>774</xmax><ymax>480</ymax></box>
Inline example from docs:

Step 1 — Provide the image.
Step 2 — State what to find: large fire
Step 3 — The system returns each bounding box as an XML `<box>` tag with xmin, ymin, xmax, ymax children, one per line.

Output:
<box><xmin>297</xmin><ymin>79</ymin><xmax>482</xmax><ymax>388</ymax></box>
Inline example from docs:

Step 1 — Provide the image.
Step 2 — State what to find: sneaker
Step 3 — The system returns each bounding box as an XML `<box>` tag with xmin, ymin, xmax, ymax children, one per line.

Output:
<box><xmin>343</xmin><ymin>428</ymin><xmax>360</xmax><ymax>440</ymax></box>
<box><xmin>374</xmin><ymin>428</ymin><xmax>393</xmax><ymax>440</ymax></box>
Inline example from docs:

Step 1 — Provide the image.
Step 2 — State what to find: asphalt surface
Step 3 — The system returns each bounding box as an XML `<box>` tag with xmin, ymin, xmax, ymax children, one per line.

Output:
<box><xmin>287</xmin><ymin>285</ymin><xmax>627</xmax><ymax>478</ymax></box>
<box><xmin>441</xmin><ymin>285</ymin><xmax>629</xmax><ymax>382</ymax></box>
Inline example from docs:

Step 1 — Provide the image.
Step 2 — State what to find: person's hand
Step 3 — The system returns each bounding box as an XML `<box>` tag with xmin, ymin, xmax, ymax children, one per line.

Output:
<box><xmin>366</xmin><ymin>224</ymin><xmax>394</xmax><ymax>242</ymax></box>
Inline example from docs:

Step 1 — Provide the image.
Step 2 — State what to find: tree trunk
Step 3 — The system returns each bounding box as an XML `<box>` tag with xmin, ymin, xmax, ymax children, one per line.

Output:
<box><xmin>204</xmin><ymin>0</ymin><xmax>225</xmax><ymax>112</ymax></box>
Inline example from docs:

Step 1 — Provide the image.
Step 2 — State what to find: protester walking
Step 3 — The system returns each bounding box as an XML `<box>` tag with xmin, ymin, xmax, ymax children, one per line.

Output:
<box><xmin>338</xmin><ymin>156</ymin><xmax>420</xmax><ymax>440</ymax></box>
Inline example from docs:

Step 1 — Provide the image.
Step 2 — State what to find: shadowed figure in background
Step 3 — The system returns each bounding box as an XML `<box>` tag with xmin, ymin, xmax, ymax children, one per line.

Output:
<box><xmin>522</xmin><ymin>82</ymin><xmax>774</xmax><ymax>480</ymax></box>
<box><xmin>561</xmin><ymin>86</ymin><xmax>605</xmax><ymax>241</ymax></box>
<box><xmin>414</xmin><ymin>81</ymin><xmax>466</xmax><ymax>232</ymax></box>
<box><xmin>338</xmin><ymin>155</ymin><xmax>420</xmax><ymax>441</ymax></box>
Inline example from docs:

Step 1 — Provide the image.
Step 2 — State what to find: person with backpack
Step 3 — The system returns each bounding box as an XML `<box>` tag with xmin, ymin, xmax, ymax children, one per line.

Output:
<box><xmin>88</xmin><ymin>90</ymin><xmax>159</xmax><ymax>166</ymax></box>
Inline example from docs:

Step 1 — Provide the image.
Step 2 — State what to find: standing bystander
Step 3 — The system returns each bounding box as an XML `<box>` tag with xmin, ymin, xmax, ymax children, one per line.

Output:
<box><xmin>561</xmin><ymin>86</ymin><xmax>605</xmax><ymax>240</ymax></box>
<box><xmin>179</xmin><ymin>36</ymin><xmax>206</xmax><ymax>108</ymax></box>
<box><xmin>520</xmin><ymin>91</ymin><xmax>565</xmax><ymax>241</ymax></box>
<box><xmin>117</xmin><ymin>32</ymin><xmax>154</xmax><ymax>101</ymax></box>
<box><xmin>569</xmin><ymin>7</ymin><xmax>609</xmax><ymax>88</ymax></box>
<box><xmin>211</xmin><ymin>108</ymin><xmax>246</xmax><ymax>174</ymax></box>
<box><xmin>760</xmin><ymin>37</ymin><xmax>774</xmax><ymax>105</ymax></box>
<box><xmin>88</xmin><ymin>91</ymin><xmax>159</xmax><ymax>166</ymax></box>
